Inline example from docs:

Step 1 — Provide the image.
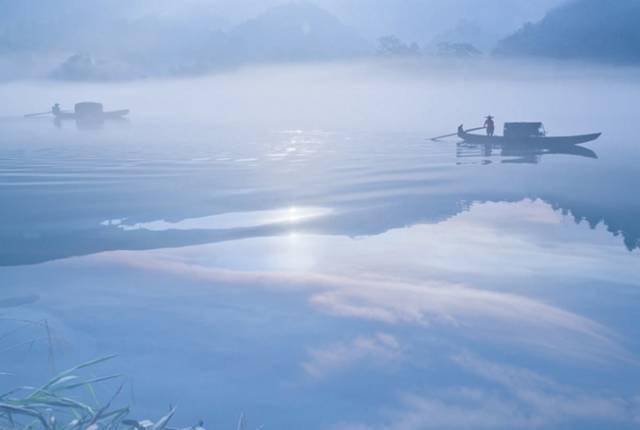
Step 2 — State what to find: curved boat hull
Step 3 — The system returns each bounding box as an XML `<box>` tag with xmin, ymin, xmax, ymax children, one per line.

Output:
<box><xmin>458</xmin><ymin>130</ymin><xmax>601</xmax><ymax>146</ymax></box>
<box><xmin>53</xmin><ymin>110</ymin><xmax>130</xmax><ymax>121</ymax></box>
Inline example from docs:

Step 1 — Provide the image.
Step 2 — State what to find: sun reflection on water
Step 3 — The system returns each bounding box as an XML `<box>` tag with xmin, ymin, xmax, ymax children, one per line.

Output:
<box><xmin>104</xmin><ymin>206</ymin><xmax>333</xmax><ymax>232</ymax></box>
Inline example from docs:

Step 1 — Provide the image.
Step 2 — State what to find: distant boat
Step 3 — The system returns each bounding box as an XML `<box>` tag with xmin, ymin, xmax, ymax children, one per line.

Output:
<box><xmin>53</xmin><ymin>102</ymin><xmax>129</xmax><ymax>121</ymax></box>
<box><xmin>458</xmin><ymin>122</ymin><xmax>601</xmax><ymax>146</ymax></box>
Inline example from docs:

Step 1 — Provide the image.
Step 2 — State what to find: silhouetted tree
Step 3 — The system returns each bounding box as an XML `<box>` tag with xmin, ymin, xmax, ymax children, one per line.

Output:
<box><xmin>377</xmin><ymin>35</ymin><xmax>420</xmax><ymax>57</ymax></box>
<box><xmin>495</xmin><ymin>0</ymin><xmax>640</xmax><ymax>63</ymax></box>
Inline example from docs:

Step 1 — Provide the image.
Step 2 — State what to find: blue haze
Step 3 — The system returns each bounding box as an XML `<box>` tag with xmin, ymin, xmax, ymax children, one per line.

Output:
<box><xmin>1</xmin><ymin>1</ymin><xmax>640</xmax><ymax>429</ymax></box>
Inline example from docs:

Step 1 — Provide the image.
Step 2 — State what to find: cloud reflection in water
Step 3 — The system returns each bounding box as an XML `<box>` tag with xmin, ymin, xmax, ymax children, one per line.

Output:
<box><xmin>91</xmin><ymin>198</ymin><xmax>638</xmax><ymax>364</ymax></box>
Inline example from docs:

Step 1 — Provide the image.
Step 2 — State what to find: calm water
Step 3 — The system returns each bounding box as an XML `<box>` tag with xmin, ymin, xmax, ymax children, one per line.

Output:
<box><xmin>1</xmin><ymin>65</ymin><xmax>640</xmax><ymax>429</ymax></box>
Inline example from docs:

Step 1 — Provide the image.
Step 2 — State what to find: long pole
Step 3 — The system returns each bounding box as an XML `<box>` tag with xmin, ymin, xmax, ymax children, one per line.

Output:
<box><xmin>24</xmin><ymin>111</ymin><xmax>52</xmax><ymax>118</ymax></box>
<box><xmin>429</xmin><ymin>126</ymin><xmax>486</xmax><ymax>141</ymax></box>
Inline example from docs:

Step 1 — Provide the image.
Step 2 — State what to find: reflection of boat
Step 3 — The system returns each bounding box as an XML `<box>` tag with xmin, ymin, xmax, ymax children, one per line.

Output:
<box><xmin>53</xmin><ymin>102</ymin><xmax>129</xmax><ymax>121</ymax></box>
<box><xmin>501</xmin><ymin>142</ymin><xmax>598</xmax><ymax>159</ymax></box>
<box><xmin>458</xmin><ymin>122</ymin><xmax>601</xmax><ymax>146</ymax></box>
<box><xmin>457</xmin><ymin>140</ymin><xmax>598</xmax><ymax>164</ymax></box>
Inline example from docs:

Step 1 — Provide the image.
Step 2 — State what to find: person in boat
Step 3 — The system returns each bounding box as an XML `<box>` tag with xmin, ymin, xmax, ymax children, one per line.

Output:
<box><xmin>52</xmin><ymin>103</ymin><xmax>61</xmax><ymax>116</ymax></box>
<box><xmin>484</xmin><ymin>115</ymin><xmax>495</xmax><ymax>136</ymax></box>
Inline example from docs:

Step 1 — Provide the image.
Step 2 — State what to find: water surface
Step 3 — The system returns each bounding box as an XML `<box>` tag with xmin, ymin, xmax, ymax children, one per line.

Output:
<box><xmin>1</xmin><ymin>65</ymin><xmax>639</xmax><ymax>429</ymax></box>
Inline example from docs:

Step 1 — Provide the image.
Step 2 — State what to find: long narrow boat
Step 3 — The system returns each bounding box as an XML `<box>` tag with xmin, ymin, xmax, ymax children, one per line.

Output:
<box><xmin>54</xmin><ymin>109</ymin><xmax>130</xmax><ymax>120</ymax></box>
<box><xmin>458</xmin><ymin>123</ymin><xmax>601</xmax><ymax>146</ymax></box>
<box><xmin>53</xmin><ymin>102</ymin><xmax>129</xmax><ymax>121</ymax></box>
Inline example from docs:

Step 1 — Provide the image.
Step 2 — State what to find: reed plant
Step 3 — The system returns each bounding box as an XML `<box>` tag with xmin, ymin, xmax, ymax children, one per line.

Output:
<box><xmin>1</xmin><ymin>324</ymin><xmax>260</xmax><ymax>430</ymax></box>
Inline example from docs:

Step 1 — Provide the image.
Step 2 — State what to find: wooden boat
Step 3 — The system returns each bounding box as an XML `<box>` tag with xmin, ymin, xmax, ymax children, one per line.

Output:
<box><xmin>54</xmin><ymin>110</ymin><xmax>129</xmax><ymax>120</ymax></box>
<box><xmin>458</xmin><ymin>122</ymin><xmax>601</xmax><ymax>146</ymax></box>
<box><xmin>53</xmin><ymin>102</ymin><xmax>129</xmax><ymax>121</ymax></box>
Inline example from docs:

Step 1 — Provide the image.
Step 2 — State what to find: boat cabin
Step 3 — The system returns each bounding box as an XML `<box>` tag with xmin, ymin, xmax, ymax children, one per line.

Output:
<box><xmin>74</xmin><ymin>102</ymin><xmax>104</xmax><ymax>117</ymax></box>
<box><xmin>504</xmin><ymin>122</ymin><xmax>546</xmax><ymax>138</ymax></box>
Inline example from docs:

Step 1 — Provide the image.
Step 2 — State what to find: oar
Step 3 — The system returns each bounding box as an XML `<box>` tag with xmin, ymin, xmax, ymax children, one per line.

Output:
<box><xmin>24</xmin><ymin>111</ymin><xmax>52</xmax><ymax>118</ymax></box>
<box><xmin>429</xmin><ymin>126</ymin><xmax>486</xmax><ymax>141</ymax></box>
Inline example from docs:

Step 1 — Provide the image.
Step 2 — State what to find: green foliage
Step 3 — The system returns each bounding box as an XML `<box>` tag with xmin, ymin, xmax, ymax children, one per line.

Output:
<box><xmin>0</xmin><ymin>356</ymin><xmax>183</xmax><ymax>430</ymax></box>
<box><xmin>0</xmin><ymin>354</ymin><xmax>263</xmax><ymax>430</ymax></box>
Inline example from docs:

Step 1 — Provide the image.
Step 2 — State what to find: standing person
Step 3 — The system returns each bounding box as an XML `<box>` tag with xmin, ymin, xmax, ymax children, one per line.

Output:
<box><xmin>52</xmin><ymin>103</ymin><xmax>61</xmax><ymax>116</ymax></box>
<box><xmin>484</xmin><ymin>115</ymin><xmax>495</xmax><ymax>136</ymax></box>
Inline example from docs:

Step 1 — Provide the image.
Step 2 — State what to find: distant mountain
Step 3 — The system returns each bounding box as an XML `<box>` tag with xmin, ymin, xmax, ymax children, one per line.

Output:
<box><xmin>322</xmin><ymin>0</ymin><xmax>564</xmax><ymax>46</ymax></box>
<box><xmin>228</xmin><ymin>2</ymin><xmax>368</xmax><ymax>62</ymax></box>
<box><xmin>495</xmin><ymin>0</ymin><xmax>640</xmax><ymax>63</ymax></box>
<box><xmin>0</xmin><ymin>1</ymin><xmax>368</xmax><ymax>80</ymax></box>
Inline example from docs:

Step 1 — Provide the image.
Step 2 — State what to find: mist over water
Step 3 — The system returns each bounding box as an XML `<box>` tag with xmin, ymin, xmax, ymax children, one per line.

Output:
<box><xmin>3</xmin><ymin>59</ymin><xmax>639</xmax><ymax>132</ymax></box>
<box><xmin>1</xmin><ymin>57</ymin><xmax>640</xmax><ymax>430</ymax></box>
